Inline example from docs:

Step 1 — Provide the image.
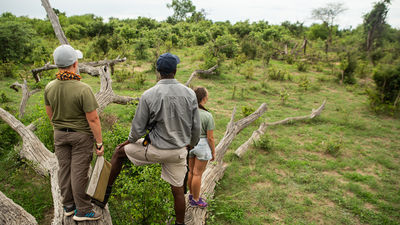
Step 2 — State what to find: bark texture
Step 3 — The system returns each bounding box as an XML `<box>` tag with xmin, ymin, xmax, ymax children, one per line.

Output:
<box><xmin>184</xmin><ymin>103</ymin><xmax>268</xmax><ymax>225</ymax></box>
<box><xmin>0</xmin><ymin>191</ymin><xmax>38</xmax><ymax>225</ymax></box>
<box><xmin>10</xmin><ymin>79</ymin><xmax>40</xmax><ymax>118</ymax></box>
<box><xmin>41</xmin><ymin>0</ymin><xmax>69</xmax><ymax>45</ymax></box>
<box><xmin>95</xmin><ymin>66</ymin><xmax>138</xmax><ymax>113</ymax></box>
<box><xmin>185</xmin><ymin>65</ymin><xmax>219</xmax><ymax>86</ymax></box>
<box><xmin>235</xmin><ymin>100</ymin><xmax>326</xmax><ymax>157</ymax></box>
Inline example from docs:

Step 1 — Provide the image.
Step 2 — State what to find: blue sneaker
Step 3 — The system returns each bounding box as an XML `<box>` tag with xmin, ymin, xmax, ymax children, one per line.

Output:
<box><xmin>73</xmin><ymin>210</ymin><xmax>101</xmax><ymax>221</ymax></box>
<box><xmin>63</xmin><ymin>205</ymin><xmax>76</xmax><ymax>217</ymax></box>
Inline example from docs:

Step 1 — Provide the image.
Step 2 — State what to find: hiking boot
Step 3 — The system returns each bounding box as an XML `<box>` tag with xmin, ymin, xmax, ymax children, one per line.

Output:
<box><xmin>63</xmin><ymin>205</ymin><xmax>76</xmax><ymax>217</ymax></box>
<box><xmin>73</xmin><ymin>210</ymin><xmax>101</xmax><ymax>221</ymax></box>
<box><xmin>91</xmin><ymin>185</ymin><xmax>112</xmax><ymax>208</ymax></box>
<box><xmin>189</xmin><ymin>198</ymin><xmax>208</xmax><ymax>208</ymax></box>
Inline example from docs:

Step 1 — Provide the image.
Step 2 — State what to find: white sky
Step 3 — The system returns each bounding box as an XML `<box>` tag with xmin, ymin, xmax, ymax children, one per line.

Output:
<box><xmin>1</xmin><ymin>0</ymin><xmax>399</xmax><ymax>29</ymax></box>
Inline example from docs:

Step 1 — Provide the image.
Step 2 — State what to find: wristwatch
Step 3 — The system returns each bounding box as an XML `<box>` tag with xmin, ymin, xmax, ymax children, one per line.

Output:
<box><xmin>96</xmin><ymin>142</ymin><xmax>103</xmax><ymax>150</ymax></box>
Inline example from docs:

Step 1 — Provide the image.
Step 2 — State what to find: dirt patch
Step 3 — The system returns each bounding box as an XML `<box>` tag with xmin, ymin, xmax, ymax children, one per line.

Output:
<box><xmin>251</xmin><ymin>181</ymin><xmax>273</xmax><ymax>191</ymax></box>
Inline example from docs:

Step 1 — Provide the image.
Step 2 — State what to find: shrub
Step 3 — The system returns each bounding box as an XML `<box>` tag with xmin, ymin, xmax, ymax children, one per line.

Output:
<box><xmin>134</xmin><ymin>40</ymin><xmax>149</xmax><ymax>60</ymax></box>
<box><xmin>234</xmin><ymin>53</ymin><xmax>247</xmax><ymax>67</ymax></box>
<box><xmin>325</xmin><ymin>139</ymin><xmax>341</xmax><ymax>157</ymax></box>
<box><xmin>254</xmin><ymin>134</ymin><xmax>274</xmax><ymax>153</ymax></box>
<box><xmin>93</xmin><ymin>36</ymin><xmax>110</xmax><ymax>55</ymax></box>
<box><xmin>268</xmin><ymin>66</ymin><xmax>289</xmax><ymax>81</ymax></box>
<box><xmin>298</xmin><ymin>75</ymin><xmax>310</xmax><ymax>91</ymax></box>
<box><xmin>241</xmin><ymin>106</ymin><xmax>255</xmax><ymax>117</ymax></box>
<box><xmin>194</xmin><ymin>31</ymin><xmax>208</xmax><ymax>45</ymax></box>
<box><xmin>296</xmin><ymin>61</ymin><xmax>308</xmax><ymax>72</ymax></box>
<box><xmin>279</xmin><ymin>89</ymin><xmax>290</xmax><ymax>105</ymax></box>
<box><xmin>201</xmin><ymin>54</ymin><xmax>220</xmax><ymax>77</ymax></box>
<box><xmin>0</xmin><ymin>92</ymin><xmax>11</xmax><ymax>103</ymax></box>
<box><xmin>214</xmin><ymin>34</ymin><xmax>239</xmax><ymax>58</ymax></box>
<box><xmin>241</xmin><ymin>62</ymin><xmax>255</xmax><ymax>79</ymax></box>
<box><xmin>0</xmin><ymin>62</ymin><xmax>18</xmax><ymax>79</ymax></box>
<box><xmin>339</xmin><ymin>53</ymin><xmax>357</xmax><ymax>84</ymax></box>
<box><xmin>114</xmin><ymin>69</ymin><xmax>133</xmax><ymax>83</ymax></box>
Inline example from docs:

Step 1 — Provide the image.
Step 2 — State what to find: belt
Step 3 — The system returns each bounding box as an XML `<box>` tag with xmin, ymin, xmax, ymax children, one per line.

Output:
<box><xmin>58</xmin><ymin>128</ymin><xmax>76</xmax><ymax>132</ymax></box>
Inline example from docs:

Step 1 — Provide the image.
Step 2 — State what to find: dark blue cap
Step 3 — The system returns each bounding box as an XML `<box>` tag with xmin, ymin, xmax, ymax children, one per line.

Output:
<box><xmin>156</xmin><ymin>53</ymin><xmax>180</xmax><ymax>73</ymax></box>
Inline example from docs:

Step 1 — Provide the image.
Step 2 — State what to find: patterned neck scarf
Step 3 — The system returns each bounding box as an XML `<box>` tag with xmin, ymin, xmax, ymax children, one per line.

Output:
<box><xmin>56</xmin><ymin>71</ymin><xmax>81</xmax><ymax>81</ymax></box>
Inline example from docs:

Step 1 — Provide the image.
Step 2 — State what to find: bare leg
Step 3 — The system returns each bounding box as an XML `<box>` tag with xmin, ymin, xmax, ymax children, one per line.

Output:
<box><xmin>190</xmin><ymin>158</ymin><xmax>208</xmax><ymax>201</ymax></box>
<box><xmin>187</xmin><ymin>157</ymin><xmax>195</xmax><ymax>195</ymax></box>
<box><xmin>108</xmin><ymin>146</ymin><xmax>127</xmax><ymax>186</ymax></box>
<box><xmin>171</xmin><ymin>185</ymin><xmax>185</xmax><ymax>224</ymax></box>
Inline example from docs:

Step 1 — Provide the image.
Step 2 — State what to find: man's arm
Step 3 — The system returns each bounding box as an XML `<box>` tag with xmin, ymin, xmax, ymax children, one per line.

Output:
<box><xmin>189</xmin><ymin>104</ymin><xmax>200</xmax><ymax>147</ymax></box>
<box><xmin>45</xmin><ymin>105</ymin><xmax>53</xmax><ymax>122</ymax></box>
<box><xmin>128</xmin><ymin>98</ymin><xmax>150</xmax><ymax>143</ymax></box>
<box><xmin>86</xmin><ymin>110</ymin><xmax>104</xmax><ymax>156</ymax></box>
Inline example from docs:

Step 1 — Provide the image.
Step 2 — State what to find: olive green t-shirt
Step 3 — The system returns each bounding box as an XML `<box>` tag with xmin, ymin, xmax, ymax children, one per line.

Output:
<box><xmin>199</xmin><ymin>109</ymin><xmax>215</xmax><ymax>138</ymax></box>
<box><xmin>44</xmin><ymin>79</ymin><xmax>99</xmax><ymax>134</ymax></box>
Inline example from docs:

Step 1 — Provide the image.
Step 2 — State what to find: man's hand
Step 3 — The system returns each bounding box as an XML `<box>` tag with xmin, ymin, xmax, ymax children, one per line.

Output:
<box><xmin>117</xmin><ymin>140</ymin><xmax>130</xmax><ymax>150</ymax></box>
<box><xmin>96</xmin><ymin>145</ymin><xmax>104</xmax><ymax>156</ymax></box>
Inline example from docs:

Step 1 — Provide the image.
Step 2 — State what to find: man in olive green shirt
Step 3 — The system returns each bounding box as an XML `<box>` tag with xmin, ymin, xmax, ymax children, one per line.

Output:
<box><xmin>44</xmin><ymin>45</ymin><xmax>104</xmax><ymax>222</ymax></box>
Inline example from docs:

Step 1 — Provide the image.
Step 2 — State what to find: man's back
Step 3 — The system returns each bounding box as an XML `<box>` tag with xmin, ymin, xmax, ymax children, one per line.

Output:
<box><xmin>129</xmin><ymin>79</ymin><xmax>200</xmax><ymax>149</ymax></box>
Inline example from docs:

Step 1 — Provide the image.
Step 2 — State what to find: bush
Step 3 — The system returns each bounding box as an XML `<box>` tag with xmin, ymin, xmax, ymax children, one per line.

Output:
<box><xmin>0</xmin><ymin>62</ymin><xmax>18</xmax><ymax>79</ymax></box>
<box><xmin>201</xmin><ymin>55</ymin><xmax>220</xmax><ymax>77</ymax></box>
<box><xmin>241</xmin><ymin>62</ymin><xmax>255</xmax><ymax>79</ymax></box>
<box><xmin>339</xmin><ymin>53</ymin><xmax>357</xmax><ymax>84</ymax></box>
<box><xmin>0</xmin><ymin>20</ymin><xmax>36</xmax><ymax>63</ymax></box>
<box><xmin>241</xmin><ymin>106</ymin><xmax>255</xmax><ymax>117</ymax></box>
<box><xmin>194</xmin><ymin>31</ymin><xmax>208</xmax><ymax>45</ymax></box>
<box><xmin>93</xmin><ymin>36</ymin><xmax>110</xmax><ymax>55</ymax></box>
<box><xmin>298</xmin><ymin>75</ymin><xmax>311</xmax><ymax>91</ymax></box>
<box><xmin>296</xmin><ymin>61</ymin><xmax>308</xmax><ymax>72</ymax></box>
<box><xmin>325</xmin><ymin>139</ymin><xmax>341</xmax><ymax>157</ymax></box>
<box><xmin>268</xmin><ymin>66</ymin><xmax>289</xmax><ymax>81</ymax></box>
<box><xmin>214</xmin><ymin>34</ymin><xmax>239</xmax><ymax>58</ymax></box>
<box><xmin>368</xmin><ymin>64</ymin><xmax>400</xmax><ymax>113</ymax></box>
<box><xmin>114</xmin><ymin>69</ymin><xmax>133</xmax><ymax>83</ymax></box>
<box><xmin>254</xmin><ymin>134</ymin><xmax>274</xmax><ymax>153</ymax></box>
<box><xmin>134</xmin><ymin>40</ymin><xmax>149</xmax><ymax>60</ymax></box>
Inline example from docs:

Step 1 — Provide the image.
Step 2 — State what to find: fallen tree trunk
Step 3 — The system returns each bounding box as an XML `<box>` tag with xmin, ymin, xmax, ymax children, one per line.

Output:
<box><xmin>0</xmin><ymin>191</ymin><xmax>38</xmax><ymax>225</ymax></box>
<box><xmin>10</xmin><ymin>79</ymin><xmax>40</xmax><ymax>118</ymax></box>
<box><xmin>31</xmin><ymin>57</ymin><xmax>127</xmax><ymax>82</ymax></box>
<box><xmin>185</xmin><ymin>65</ymin><xmax>218</xmax><ymax>86</ymax></box>
<box><xmin>235</xmin><ymin>100</ymin><xmax>326</xmax><ymax>157</ymax></box>
<box><xmin>184</xmin><ymin>103</ymin><xmax>268</xmax><ymax>225</ymax></box>
<box><xmin>95</xmin><ymin>66</ymin><xmax>138</xmax><ymax>113</ymax></box>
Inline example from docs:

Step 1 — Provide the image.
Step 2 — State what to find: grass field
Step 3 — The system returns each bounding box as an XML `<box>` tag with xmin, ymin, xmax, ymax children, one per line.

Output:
<box><xmin>0</xmin><ymin>45</ymin><xmax>399</xmax><ymax>224</ymax></box>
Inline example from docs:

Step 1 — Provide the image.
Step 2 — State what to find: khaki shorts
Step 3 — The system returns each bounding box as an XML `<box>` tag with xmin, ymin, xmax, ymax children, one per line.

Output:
<box><xmin>124</xmin><ymin>139</ymin><xmax>188</xmax><ymax>187</ymax></box>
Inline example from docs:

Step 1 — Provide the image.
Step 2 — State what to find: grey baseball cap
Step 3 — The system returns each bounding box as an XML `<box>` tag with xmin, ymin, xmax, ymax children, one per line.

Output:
<box><xmin>53</xmin><ymin>44</ymin><xmax>83</xmax><ymax>68</ymax></box>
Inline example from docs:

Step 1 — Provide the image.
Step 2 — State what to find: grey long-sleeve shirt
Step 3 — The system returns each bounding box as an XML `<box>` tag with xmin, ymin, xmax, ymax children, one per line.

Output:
<box><xmin>128</xmin><ymin>79</ymin><xmax>201</xmax><ymax>149</ymax></box>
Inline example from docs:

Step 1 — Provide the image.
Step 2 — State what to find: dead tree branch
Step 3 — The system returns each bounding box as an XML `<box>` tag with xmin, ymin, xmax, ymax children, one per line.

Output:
<box><xmin>185</xmin><ymin>103</ymin><xmax>268</xmax><ymax>225</ymax></box>
<box><xmin>185</xmin><ymin>65</ymin><xmax>219</xmax><ymax>86</ymax></box>
<box><xmin>31</xmin><ymin>57</ymin><xmax>127</xmax><ymax>82</ymax></box>
<box><xmin>95</xmin><ymin>66</ymin><xmax>138</xmax><ymax>113</ymax></box>
<box><xmin>41</xmin><ymin>0</ymin><xmax>68</xmax><ymax>45</ymax></box>
<box><xmin>10</xmin><ymin>79</ymin><xmax>40</xmax><ymax>118</ymax></box>
<box><xmin>0</xmin><ymin>191</ymin><xmax>37</xmax><ymax>225</ymax></box>
<box><xmin>235</xmin><ymin>100</ymin><xmax>326</xmax><ymax>157</ymax></box>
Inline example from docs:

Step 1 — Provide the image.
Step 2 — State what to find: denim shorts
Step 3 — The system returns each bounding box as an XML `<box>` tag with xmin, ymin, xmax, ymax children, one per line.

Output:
<box><xmin>189</xmin><ymin>138</ymin><xmax>212</xmax><ymax>161</ymax></box>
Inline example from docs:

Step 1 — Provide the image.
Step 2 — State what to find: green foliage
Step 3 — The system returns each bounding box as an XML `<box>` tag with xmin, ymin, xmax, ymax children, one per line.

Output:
<box><xmin>214</xmin><ymin>34</ymin><xmax>239</xmax><ymax>58</ymax></box>
<box><xmin>93</xmin><ymin>36</ymin><xmax>110</xmax><ymax>55</ymax></box>
<box><xmin>194</xmin><ymin>31</ymin><xmax>209</xmax><ymax>45</ymax></box>
<box><xmin>279</xmin><ymin>89</ymin><xmax>290</xmax><ymax>105</ymax></box>
<box><xmin>268</xmin><ymin>66</ymin><xmax>290</xmax><ymax>81</ymax></box>
<box><xmin>0</xmin><ymin>92</ymin><xmax>11</xmax><ymax>103</ymax></box>
<box><xmin>114</xmin><ymin>69</ymin><xmax>133</xmax><ymax>83</ymax></box>
<box><xmin>132</xmin><ymin>73</ymin><xmax>146</xmax><ymax>90</ymax></box>
<box><xmin>0</xmin><ymin>19</ymin><xmax>36</xmax><ymax>63</ymax></box>
<box><xmin>298</xmin><ymin>75</ymin><xmax>311</xmax><ymax>91</ymax></box>
<box><xmin>167</xmin><ymin>0</ymin><xmax>196</xmax><ymax>22</ymax></box>
<box><xmin>296</xmin><ymin>61</ymin><xmax>308</xmax><ymax>72</ymax></box>
<box><xmin>241</xmin><ymin>62</ymin><xmax>255</xmax><ymax>79</ymax></box>
<box><xmin>325</xmin><ymin>139</ymin><xmax>342</xmax><ymax>157</ymax></box>
<box><xmin>307</xmin><ymin>23</ymin><xmax>329</xmax><ymax>40</ymax></box>
<box><xmin>254</xmin><ymin>134</ymin><xmax>274</xmax><ymax>153</ymax></box>
<box><xmin>0</xmin><ymin>62</ymin><xmax>18</xmax><ymax>79</ymax></box>
<box><xmin>363</xmin><ymin>0</ymin><xmax>391</xmax><ymax>51</ymax></box>
<box><xmin>134</xmin><ymin>40</ymin><xmax>149</xmax><ymax>60</ymax></box>
<box><xmin>339</xmin><ymin>53</ymin><xmax>357</xmax><ymax>84</ymax></box>
<box><xmin>368</xmin><ymin>64</ymin><xmax>400</xmax><ymax>113</ymax></box>
<box><xmin>201</xmin><ymin>54</ymin><xmax>220</xmax><ymax>77</ymax></box>
<box><xmin>241</xmin><ymin>105</ymin><xmax>255</xmax><ymax>117</ymax></box>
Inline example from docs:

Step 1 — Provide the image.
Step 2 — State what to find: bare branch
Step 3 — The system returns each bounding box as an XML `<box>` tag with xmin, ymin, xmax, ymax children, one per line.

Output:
<box><xmin>235</xmin><ymin>100</ymin><xmax>326</xmax><ymax>157</ymax></box>
<box><xmin>185</xmin><ymin>64</ymin><xmax>218</xmax><ymax>86</ymax></box>
<box><xmin>40</xmin><ymin>0</ymin><xmax>69</xmax><ymax>45</ymax></box>
<box><xmin>9</xmin><ymin>80</ymin><xmax>41</xmax><ymax>118</ymax></box>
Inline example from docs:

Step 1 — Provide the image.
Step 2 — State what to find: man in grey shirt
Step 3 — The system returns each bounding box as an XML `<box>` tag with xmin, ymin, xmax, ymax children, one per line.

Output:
<box><xmin>93</xmin><ymin>53</ymin><xmax>200</xmax><ymax>225</ymax></box>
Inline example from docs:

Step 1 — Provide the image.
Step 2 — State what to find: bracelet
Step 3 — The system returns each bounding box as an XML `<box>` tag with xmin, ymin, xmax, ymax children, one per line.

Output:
<box><xmin>96</xmin><ymin>143</ymin><xmax>103</xmax><ymax>150</ymax></box>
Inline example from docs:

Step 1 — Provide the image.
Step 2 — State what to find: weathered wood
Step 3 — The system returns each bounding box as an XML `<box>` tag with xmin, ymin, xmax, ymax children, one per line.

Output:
<box><xmin>31</xmin><ymin>57</ymin><xmax>127</xmax><ymax>82</ymax></box>
<box><xmin>185</xmin><ymin>103</ymin><xmax>268</xmax><ymax>225</ymax></box>
<box><xmin>41</xmin><ymin>0</ymin><xmax>69</xmax><ymax>45</ymax></box>
<box><xmin>95</xmin><ymin>66</ymin><xmax>138</xmax><ymax>113</ymax></box>
<box><xmin>235</xmin><ymin>100</ymin><xmax>326</xmax><ymax>157</ymax></box>
<box><xmin>0</xmin><ymin>191</ymin><xmax>38</xmax><ymax>225</ymax></box>
<box><xmin>185</xmin><ymin>65</ymin><xmax>218</xmax><ymax>86</ymax></box>
<box><xmin>10</xmin><ymin>79</ymin><xmax>40</xmax><ymax>118</ymax></box>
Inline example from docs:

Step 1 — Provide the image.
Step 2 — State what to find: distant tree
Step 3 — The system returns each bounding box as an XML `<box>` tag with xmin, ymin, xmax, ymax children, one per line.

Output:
<box><xmin>312</xmin><ymin>2</ymin><xmax>346</xmax><ymax>54</ymax></box>
<box><xmin>0</xmin><ymin>20</ymin><xmax>36</xmax><ymax>63</ymax></box>
<box><xmin>167</xmin><ymin>0</ymin><xmax>196</xmax><ymax>22</ymax></box>
<box><xmin>363</xmin><ymin>0</ymin><xmax>391</xmax><ymax>52</ymax></box>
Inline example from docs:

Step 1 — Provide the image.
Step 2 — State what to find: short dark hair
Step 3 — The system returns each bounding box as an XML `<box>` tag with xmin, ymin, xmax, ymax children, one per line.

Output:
<box><xmin>159</xmin><ymin>70</ymin><xmax>176</xmax><ymax>79</ymax></box>
<box><xmin>57</xmin><ymin>63</ymin><xmax>75</xmax><ymax>70</ymax></box>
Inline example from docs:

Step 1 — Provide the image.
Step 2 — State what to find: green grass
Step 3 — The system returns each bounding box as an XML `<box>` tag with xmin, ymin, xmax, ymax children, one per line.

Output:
<box><xmin>0</xmin><ymin>45</ymin><xmax>399</xmax><ymax>224</ymax></box>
